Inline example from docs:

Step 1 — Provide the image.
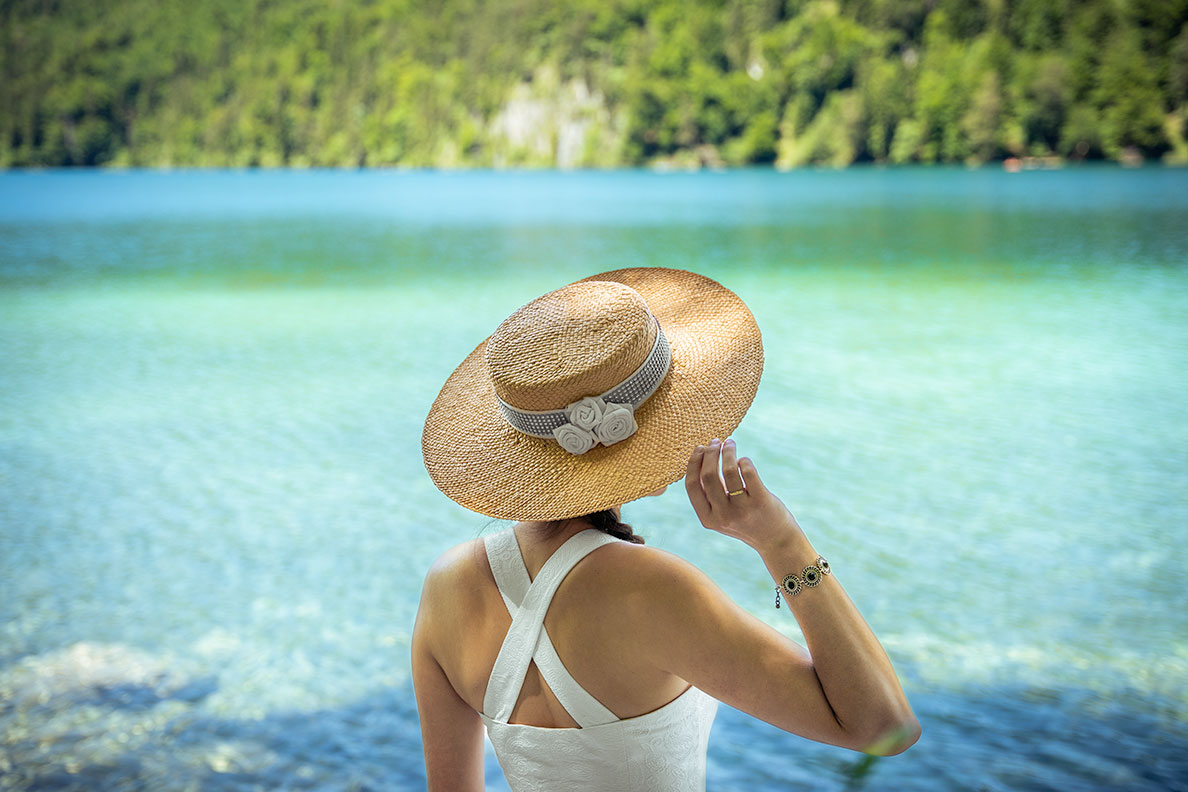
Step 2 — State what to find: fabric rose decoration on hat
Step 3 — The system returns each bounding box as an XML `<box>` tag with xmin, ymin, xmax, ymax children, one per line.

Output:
<box><xmin>567</xmin><ymin>397</ymin><xmax>605</xmax><ymax>430</ymax></box>
<box><xmin>551</xmin><ymin>396</ymin><xmax>638</xmax><ymax>455</ymax></box>
<box><xmin>553</xmin><ymin>423</ymin><xmax>596</xmax><ymax>455</ymax></box>
<box><xmin>594</xmin><ymin>404</ymin><xmax>636</xmax><ymax>445</ymax></box>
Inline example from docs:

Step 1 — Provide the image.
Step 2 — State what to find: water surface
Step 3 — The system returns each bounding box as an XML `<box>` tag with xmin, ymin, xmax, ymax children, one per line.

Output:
<box><xmin>2</xmin><ymin>167</ymin><xmax>1187</xmax><ymax>790</ymax></box>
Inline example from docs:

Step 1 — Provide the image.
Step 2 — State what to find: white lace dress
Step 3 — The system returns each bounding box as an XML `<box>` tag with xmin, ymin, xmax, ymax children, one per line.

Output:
<box><xmin>481</xmin><ymin>529</ymin><xmax>718</xmax><ymax>792</ymax></box>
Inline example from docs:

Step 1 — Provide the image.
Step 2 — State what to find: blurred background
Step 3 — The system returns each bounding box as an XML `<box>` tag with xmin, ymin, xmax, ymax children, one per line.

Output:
<box><xmin>2</xmin><ymin>3</ymin><xmax>1188</xmax><ymax>792</ymax></box>
<box><xmin>3</xmin><ymin>0</ymin><xmax>1188</xmax><ymax>168</ymax></box>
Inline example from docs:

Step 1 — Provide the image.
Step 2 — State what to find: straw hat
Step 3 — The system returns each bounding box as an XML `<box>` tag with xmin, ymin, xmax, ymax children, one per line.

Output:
<box><xmin>422</xmin><ymin>267</ymin><xmax>763</xmax><ymax>521</ymax></box>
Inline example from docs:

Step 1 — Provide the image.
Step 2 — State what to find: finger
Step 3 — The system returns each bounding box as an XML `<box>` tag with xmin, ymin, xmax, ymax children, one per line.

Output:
<box><xmin>737</xmin><ymin>457</ymin><xmax>767</xmax><ymax>495</ymax></box>
<box><xmin>721</xmin><ymin>438</ymin><xmax>745</xmax><ymax>495</ymax></box>
<box><xmin>684</xmin><ymin>445</ymin><xmax>712</xmax><ymax>524</ymax></box>
<box><xmin>699</xmin><ymin>439</ymin><xmax>729</xmax><ymax>512</ymax></box>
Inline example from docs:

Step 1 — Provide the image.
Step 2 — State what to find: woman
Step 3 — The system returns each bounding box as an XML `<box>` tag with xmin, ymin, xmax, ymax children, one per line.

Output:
<box><xmin>414</xmin><ymin>268</ymin><xmax>920</xmax><ymax>791</ymax></box>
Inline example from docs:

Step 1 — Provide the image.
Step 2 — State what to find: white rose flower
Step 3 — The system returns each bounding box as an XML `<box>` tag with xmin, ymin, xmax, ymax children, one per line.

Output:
<box><xmin>566</xmin><ymin>396</ymin><xmax>606</xmax><ymax>430</ymax></box>
<box><xmin>553</xmin><ymin>423</ymin><xmax>597</xmax><ymax>455</ymax></box>
<box><xmin>594</xmin><ymin>404</ymin><xmax>637</xmax><ymax>446</ymax></box>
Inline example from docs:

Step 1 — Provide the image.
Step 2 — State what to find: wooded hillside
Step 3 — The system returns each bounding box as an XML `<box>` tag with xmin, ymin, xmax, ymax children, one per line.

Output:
<box><xmin>3</xmin><ymin>0</ymin><xmax>1186</xmax><ymax>168</ymax></box>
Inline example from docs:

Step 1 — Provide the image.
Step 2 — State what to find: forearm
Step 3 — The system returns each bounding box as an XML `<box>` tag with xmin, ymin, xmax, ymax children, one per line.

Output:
<box><xmin>683</xmin><ymin>438</ymin><xmax>920</xmax><ymax>753</ymax></box>
<box><xmin>756</xmin><ymin>526</ymin><xmax>919</xmax><ymax>753</ymax></box>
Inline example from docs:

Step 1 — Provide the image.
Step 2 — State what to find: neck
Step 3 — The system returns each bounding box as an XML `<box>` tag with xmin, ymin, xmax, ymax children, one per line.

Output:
<box><xmin>517</xmin><ymin>507</ymin><xmax>621</xmax><ymax>545</ymax></box>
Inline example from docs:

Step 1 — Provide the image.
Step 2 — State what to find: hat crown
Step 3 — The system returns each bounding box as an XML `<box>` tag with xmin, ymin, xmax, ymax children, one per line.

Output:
<box><xmin>486</xmin><ymin>281</ymin><xmax>658</xmax><ymax>411</ymax></box>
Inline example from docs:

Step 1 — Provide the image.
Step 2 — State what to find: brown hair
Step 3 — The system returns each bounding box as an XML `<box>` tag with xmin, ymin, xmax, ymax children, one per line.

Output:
<box><xmin>584</xmin><ymin>509</ymin><xmax>645</xmax><ymax>544</ymax></box>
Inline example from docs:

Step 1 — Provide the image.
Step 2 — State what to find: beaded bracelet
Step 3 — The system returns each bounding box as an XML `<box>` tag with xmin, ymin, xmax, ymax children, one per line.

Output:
<box><xmin>774</xmin><ymin>556</ymin><xmax>831</xmax><ymax>608</ymax></box>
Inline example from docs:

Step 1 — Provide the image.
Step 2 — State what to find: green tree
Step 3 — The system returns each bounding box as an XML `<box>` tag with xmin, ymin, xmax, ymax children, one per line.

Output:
<box><xmin>1095</xmin><ymin>29</ymin><xmax>1169</xmax><ymax>156</ymax></box>
<box><xmin>1019</xmin><ymin>55</ymin><xmax>1071</xmax><ymax>153</ymax></box>
<box><xmin>858</xmin><ymin>56</ymin><xmax>909</xmax><ymax>161</ymax></box>
<box><xmin>913</xmin><ymin>11</ymin><xmax>970</xmax><ymax>162</ymax></box>
<box><xmin>962</xmin><ymin>70</ymin><xmax>1003</xmax><ymax>162</ymax></box>
<box><xmin>1171</xmin><ymin>23</ymin><xmax>1188</xmax><ymax>107</ymax></box>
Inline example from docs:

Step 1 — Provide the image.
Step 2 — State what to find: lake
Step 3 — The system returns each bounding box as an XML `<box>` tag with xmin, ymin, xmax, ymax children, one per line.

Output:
<box><xmin>1</xmin><ymin>167</ymin><xmax>1186</xmax><ymax>791</ymax></box>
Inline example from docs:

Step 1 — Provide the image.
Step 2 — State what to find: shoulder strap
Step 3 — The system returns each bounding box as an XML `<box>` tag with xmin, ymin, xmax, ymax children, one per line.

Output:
<box><xmin>485</xmin><ymin>529</ymin><xmax>531</xmax><ymax>614</ymax></box>
<box><xmin>483</xmin><ymin>529</ymin><xmax>619</xmax><ymax>726</ymax></box>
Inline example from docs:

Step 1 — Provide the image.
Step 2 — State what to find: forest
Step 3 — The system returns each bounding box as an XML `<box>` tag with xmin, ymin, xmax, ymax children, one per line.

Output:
<box><xmin>2</xmin><ymin>0</ymin><xmax>1187</xmax><ymax>168</ymax></box>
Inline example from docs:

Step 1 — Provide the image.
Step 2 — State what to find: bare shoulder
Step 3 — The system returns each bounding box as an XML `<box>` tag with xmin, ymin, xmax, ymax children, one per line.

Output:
<box><xmin>415</xmin><ymin>537</ymin><xmax>496</xmax><ymax>660</ymax></box>
<box><xmin>417</xmin><ymin>538</ymin><xmax>493</xmax><ymax>636</ymax></box>
<box><xmin>580</xmin><ymin>540</ymin><xmax>725</xmax><ymax>604</ymax></box>
<box><xmin>420</xmin><ymin>537</ymin><xmax>489</xmax><ymax>598</ymax></box>
<box><xmin>567</xmin><ymin>540</ymin><xmax>758</xmax><ymax>684</ymax></box>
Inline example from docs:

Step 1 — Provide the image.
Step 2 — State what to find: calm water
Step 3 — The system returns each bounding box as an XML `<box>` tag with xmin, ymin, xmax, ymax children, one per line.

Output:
<box><xmin>2</xmin><ymin>168</ymin><xmax>1187</xmax><ymax>791</ymax></box>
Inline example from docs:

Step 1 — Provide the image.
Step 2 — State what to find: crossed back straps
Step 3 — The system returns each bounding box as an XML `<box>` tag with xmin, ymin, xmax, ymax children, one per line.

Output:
<box><xmin>482</xmin><ymin>528</ymin><xmax>620</xmax><ymax>727</ymax></box>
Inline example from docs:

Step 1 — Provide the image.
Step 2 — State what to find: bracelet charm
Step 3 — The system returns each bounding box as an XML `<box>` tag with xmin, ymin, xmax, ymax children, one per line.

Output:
<box><xmin>802</xmin><ymin>564</ymin><xmax>823</xmax><ymax>587</ymax></box>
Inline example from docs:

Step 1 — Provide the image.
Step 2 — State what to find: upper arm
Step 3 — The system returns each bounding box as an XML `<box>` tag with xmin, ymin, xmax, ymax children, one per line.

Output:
<box><xmin>625</xmin><ymin>551</ymin><xmax>855</xmax><ymax>750</ymax></box>
<box><xmin>411</xmin><ymin>559</ymin><xmax>485</xmax><ymax>792</ymax></box>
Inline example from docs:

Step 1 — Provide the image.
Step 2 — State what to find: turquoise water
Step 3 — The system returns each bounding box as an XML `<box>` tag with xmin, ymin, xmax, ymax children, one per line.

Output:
<box><xmin>1</xmin><ymin>168</ymin><xmax>1187</xmax><ymax>790</ymax></box>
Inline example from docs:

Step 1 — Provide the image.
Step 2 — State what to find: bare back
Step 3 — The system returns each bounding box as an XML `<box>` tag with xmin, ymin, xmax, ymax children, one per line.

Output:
<box><xmin>419</xmin><ymin>525</ymin><xmax>692</xmax><ymax>727</ymax></box>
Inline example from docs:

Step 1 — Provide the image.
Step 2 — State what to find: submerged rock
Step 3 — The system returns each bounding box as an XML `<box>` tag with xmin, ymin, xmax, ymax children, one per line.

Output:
<box><xmin>0</xmin><ymin>642</ymin><xmax>215</xmax><ymax>711</ymax></box>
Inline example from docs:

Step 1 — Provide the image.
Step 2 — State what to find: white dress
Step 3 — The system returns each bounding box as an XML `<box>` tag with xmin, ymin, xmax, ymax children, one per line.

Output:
<box><xmin>481</xmin><ymin>528</ymin><xmax>718</xmax><ymax>792</ymax></box>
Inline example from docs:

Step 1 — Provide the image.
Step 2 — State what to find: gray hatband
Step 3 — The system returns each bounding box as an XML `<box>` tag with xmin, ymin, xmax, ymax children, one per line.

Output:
<box><xmin>496</xmin><ymin>321</ymin><xmax>672</xmax><ymax>439</ymax></box>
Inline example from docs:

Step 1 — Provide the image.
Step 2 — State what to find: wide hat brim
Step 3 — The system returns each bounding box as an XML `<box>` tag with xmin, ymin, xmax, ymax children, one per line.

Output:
<box><xmin>422</xmin><ymin>267</ymin><xmax>763</xmax><ymax>521</ymax></box>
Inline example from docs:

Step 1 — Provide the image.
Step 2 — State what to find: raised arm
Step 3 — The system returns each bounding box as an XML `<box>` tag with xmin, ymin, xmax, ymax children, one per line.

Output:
<box><xmin>640</xmin><ymin>438</ymin><xmax>920</xmax><ymax>755</ymax></box>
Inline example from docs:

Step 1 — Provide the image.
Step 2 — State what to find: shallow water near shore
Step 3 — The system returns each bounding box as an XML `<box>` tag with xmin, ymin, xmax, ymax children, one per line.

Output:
<box><xmin>2</xmin><ymin>167</ymin><xmax>1187</xmax><ymax>791</ymax></box>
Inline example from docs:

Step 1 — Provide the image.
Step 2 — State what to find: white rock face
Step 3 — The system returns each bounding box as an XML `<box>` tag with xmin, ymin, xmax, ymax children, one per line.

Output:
<box><xmin>489</xmin><ymin>68</ymin><xmax>617</xmax><ymax>168</ymax></box>
<box><xmin>491</xmin><ymin>85</ymin><xmax>554</xmax><ymax>161</ymax></box>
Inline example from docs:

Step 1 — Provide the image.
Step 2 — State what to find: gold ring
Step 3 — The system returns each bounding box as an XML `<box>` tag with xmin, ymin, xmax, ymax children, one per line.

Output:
<box><xmin>727</xmin><ymin>488</ymin><xmax>746</xmax><ymax>497</ymax></box>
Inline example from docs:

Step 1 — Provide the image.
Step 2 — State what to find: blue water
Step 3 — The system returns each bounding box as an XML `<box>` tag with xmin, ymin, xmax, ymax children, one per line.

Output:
<box><xmin>1</xmin><ymin>168</ymin><xmax>1187</xmax><ymax>791</ymax></box>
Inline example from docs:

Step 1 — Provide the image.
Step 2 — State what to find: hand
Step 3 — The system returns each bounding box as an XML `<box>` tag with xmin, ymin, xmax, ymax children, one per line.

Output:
<box><xmin>684</xmin><ymin>438</ymin><xmax>804</xmax><ymax>554</ymax></box>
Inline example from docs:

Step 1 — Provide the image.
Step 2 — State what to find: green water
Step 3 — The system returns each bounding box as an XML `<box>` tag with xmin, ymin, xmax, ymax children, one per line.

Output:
<box><xmin>1</xmin><ymin>168</ymin><xmax>1186</xmax><ymax>790</ymax></box>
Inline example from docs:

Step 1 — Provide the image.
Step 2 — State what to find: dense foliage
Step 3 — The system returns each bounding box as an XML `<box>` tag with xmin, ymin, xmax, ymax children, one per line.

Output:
<box><xmin>3</xmin><ymin>0</ymin><xmax>1187</xmax><ymax>168</ymax></box>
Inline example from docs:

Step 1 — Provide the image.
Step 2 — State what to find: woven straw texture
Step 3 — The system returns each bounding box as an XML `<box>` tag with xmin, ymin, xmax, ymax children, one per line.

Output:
<box><xmin>487</xmin><ymin>281</ymin><xmax>658</xmax><ymax>411</ymax></box>
<box><xmin>422</xmin><ymin>267</ymin><xmax>764</xmax><ymax>521</ymax></box>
